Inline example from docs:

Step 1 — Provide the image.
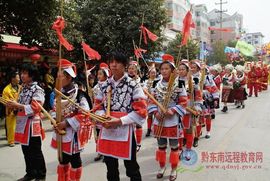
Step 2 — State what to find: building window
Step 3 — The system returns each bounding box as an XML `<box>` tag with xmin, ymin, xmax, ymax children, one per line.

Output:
<box><xmin>254</xmin><ymin>35</ymin><xmax>258</xmax><ymax>38</ymax></box>
<box><xmin>211</xmin><ymin>39</ymin><xmax>214</xmax><ymax>43</ymax></box>
<box><xmin>211</xmin><ymin>30</ymin><xmax>215</xmax><ymax>34</ymax></box>
<box><xmin>196</xmin><ymin>11</ymin><xmax>200</xmax><ymax>16</ymax></box>
<box><xmin>196</xmin><ymin>21</ymin><xmax>201</xmax><ymax>26</ymax></box>
<box><xmin>255</xmin><ymin>41</ymin><xmax>258</xmax><ymax>44</ymax></box>
<box><xmin>210</xmin><ymin>21</ymin><xmax>215</xmax><ymax>26</ymax></box>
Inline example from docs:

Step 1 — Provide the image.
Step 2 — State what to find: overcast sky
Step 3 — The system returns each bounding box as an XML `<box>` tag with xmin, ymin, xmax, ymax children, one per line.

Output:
<box><xmin>191</xmin><ymin>0</ymin><xmax>270</xmax><ymax>43</ymax></box>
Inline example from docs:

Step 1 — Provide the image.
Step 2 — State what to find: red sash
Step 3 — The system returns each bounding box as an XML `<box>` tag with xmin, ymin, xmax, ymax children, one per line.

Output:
<box><xmin>97</xmin><ymin>112</ymin><xmax>132</xmax><ymax>160</ymax></box>
<box><xmin>153</xmin><ymin>125</ymin><xmax>179</xmax><ymax>138</ymax></box>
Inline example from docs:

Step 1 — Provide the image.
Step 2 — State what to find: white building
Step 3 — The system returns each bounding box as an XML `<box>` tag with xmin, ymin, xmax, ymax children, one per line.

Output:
<box><xmin>163</xmin><ymin>0</ymin><xmax>195</xmax><ymax>44</ymax></box>
<box><xmin>241</xmin><ymin>32</ymin><xmax>264</xmax><ymax>47</ymax></box>
<box><xmin>208</xmin><ymin>9</ymin><xmax>243</xmax><ymax>43</ymax></box>
<box><xmin>194</xmin><ymin>4</ymin><xmax>210</xmax><ymax>44</ymax></box>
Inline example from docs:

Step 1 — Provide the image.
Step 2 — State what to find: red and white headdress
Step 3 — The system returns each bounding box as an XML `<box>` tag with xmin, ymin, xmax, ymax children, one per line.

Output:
<box><xmin>99</xmin><ymin>63</ymin><xmax>110</xmax><ymax>77</ymax></box>
<box><xmin>181</xmin><ymin>59</ymin><xmax>190</xmax><ymax>69</ymax></box>
<box><xmin>191</xmin><ymin>59</ymin><xmax>201</xmax><ymax>69</ymax></box>
<box><xmin>58</xmin><ymin>59</ymin><xmax>77</xmax><ymax>78</ymax></box>
<box><xmin>162</xmin><ymin>54</ymin><xmax>175</xmax><ymax>68</ymax></box>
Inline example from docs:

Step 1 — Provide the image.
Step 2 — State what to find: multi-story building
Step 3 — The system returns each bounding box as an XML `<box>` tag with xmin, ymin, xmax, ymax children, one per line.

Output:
<box><xmin>194</xmin><ymin>4</ymin><xmax>210</xmax><ymax>44</ymax></box>
<box><xmin>163</xmin><ymin>0</ymin><xmax>194</xmax><ymax>43</ymax></box>
<box><xmin>241</xmin><ymin>32</ymin><xmax>264</xmax><ymax>47</ymax></box>
<box><xmin>208</xmin><ymin>9</ymin><xmax>243</xmax><ymax>43</ymax></box>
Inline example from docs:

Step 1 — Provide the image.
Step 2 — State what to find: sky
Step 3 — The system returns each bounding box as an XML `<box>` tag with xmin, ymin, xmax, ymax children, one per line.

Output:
<box><xmin>191</xmin><ymin>0</ymin><xmax>270</xmax><ymax>43</ymax></box>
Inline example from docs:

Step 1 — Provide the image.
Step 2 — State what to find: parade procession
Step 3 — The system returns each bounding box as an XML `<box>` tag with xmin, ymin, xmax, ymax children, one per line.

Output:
<box><xmin>1</xmin><ymin>0</ymin><xmax>270</xmax><ymax>181</ymax></box>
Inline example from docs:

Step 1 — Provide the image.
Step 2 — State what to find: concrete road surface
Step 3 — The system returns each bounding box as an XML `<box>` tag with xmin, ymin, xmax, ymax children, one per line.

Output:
<box><xmin>0</xmin><ymin>90</ymin><xmax>270</xmax><ymax>181</ymax></box>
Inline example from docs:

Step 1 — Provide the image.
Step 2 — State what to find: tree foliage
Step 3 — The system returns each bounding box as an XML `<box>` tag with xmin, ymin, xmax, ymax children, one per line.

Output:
<box><xmin>78</xmin><ymin>0</ymin><xmax>168</xmax><ymax>58</ymax></box>
<box><xmin>208</xmin><ymin>40</ymin><xmax>228</xmax><ymax>66</ymax></box>
<box><xmin>0</xmin><ymin>0</ymin><xmax>82</xmax><ymax>51</ymax></box>
<box><xmin>166</xmin><ymin>34</ymin><xmax>199</xmax><ymax>61</ymax></box>
<box><xmin>226</xmin><ymin>40</ymin><xmax>237</xmax><ymax>48</ymax></box>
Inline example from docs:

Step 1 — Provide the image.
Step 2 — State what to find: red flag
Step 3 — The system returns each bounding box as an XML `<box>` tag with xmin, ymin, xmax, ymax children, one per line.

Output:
<box><xmin>134</xmin><ymin>48</ymin><xmax>147</xmax><ymax>59</ymax></box>
<box><xmin>208</xmin><ymin>26</ymin><xmax>233</xmax><ymax>32</ymax></box>
<box><xmin>181</xmin><ymin>11</ymin><xmax>195</xmax><ymax>46</ymax></box>
<box><xmin>81</xmin><ymin>42</ymin><xmax>101</xmax><ymax>60</ymax></box>
<box><xmin>52</xmin><ymin>16</ymin><xmax>74</xmax><ymax>51</ymax></box>
<box><xmin>140</xmin><ymin>26</ymin><xmax>158</xmax><ymax>45</ymax></box>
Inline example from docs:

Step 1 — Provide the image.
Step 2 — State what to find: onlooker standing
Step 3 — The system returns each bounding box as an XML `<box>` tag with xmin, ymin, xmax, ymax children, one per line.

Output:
<box><xmin>2</xmin><ymin>71</ymin><xmax>20</xmax><ymax>147</ymax></box>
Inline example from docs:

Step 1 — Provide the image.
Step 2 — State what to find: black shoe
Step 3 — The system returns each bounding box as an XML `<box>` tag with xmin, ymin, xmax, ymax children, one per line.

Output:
<box><xmin>211</xmin><ymin>114</ymin><xmax>215</xmax><ymax>119</ymax></box>
<box><xmin>221</xmin><ymin>106</ymin><xmax>228</xmax><ymax>113</ymax></box>
<box><xmin>94</xmin><ymin>154</ymin><xmax>103</xmax><ymax>162</ymax></box>
<box><xmin>145</xmin><ymin>129</ymin><xmax>151</xmax><ymax>137</ymax></box>
<box><xmin>248</xmin><ymin>95</ymin><xmax>252</xmax><ymax>97</ymax></box>
<box><xmin>242</xmin><ymin>105</ymin><xmax>245</xmax><ymax>109</ymax></box>
<box><xmin>17</xmin><ymin>175</ymin><xmax>35</xmax><ymax>181</ymax></box>
<box><xmin>193</xmin><ymin>138</ymin><xmax>199</xmax><ymax>147</ymax></box>
<box><xmin>236</xmin><ymin>105</ymin><xmax>241</xmax><ymax>109</ymax></box>
<box><xmin>136</xmin><ymin>144</ymin><xmax>141</xmax><ymax>152</ymax></box>
<box><xmin>205</xmin><ymin>133</ymin><xmax>211</xmax><ymax>139</ymax></box>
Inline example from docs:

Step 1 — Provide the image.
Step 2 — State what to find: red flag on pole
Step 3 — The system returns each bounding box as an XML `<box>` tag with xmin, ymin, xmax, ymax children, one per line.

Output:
<box><xmin>181</xmin><ymin>11</ymin><xmax>195</xmax><ymax>46</ymax></box>
<box><xmin>81</xmin><ymin>42</ymin><xmax>101</xmax><ymax>60</ymax></box>
<box><xmin>134</xmin><ymin>48</ymin><xmax>147</xmax><ymax>59</ymax></box>
<box><xmin>140</xmin><ymin>26</ymin><xmax>158</xmax><ymax>45</ymax></box>
<box><xmin>52</xmin><ymin>16</ymin><xmax>74</xmax><ymax>51</ymax></box>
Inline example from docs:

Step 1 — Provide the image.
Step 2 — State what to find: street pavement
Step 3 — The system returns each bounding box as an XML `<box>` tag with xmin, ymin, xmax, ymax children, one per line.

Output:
<box><xmin>0</xmin><ymin>89</ymin><xmax>270</xmax><ymax>181</ymax></box>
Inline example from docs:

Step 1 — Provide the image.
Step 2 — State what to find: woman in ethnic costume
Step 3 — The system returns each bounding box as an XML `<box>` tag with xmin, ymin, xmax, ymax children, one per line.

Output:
<box><xmin>221</xmin><ymin>64</ymin><xmax>235</xmax><ymax>113</ymax></box>
<box><xmin>148</xmin><ymin>54</ymin><xmax>187</xmax><ymax>181</ymax></box>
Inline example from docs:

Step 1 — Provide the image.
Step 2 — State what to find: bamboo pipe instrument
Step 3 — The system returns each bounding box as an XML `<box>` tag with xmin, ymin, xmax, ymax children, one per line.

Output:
<box><xmin>54</xmin><ymin>88</ymin><xmax>109</xmax><ymax>123</ymax></box>
<box><xmin>34</xmin><ymin>100</ymin><xmax>66</xmax><ymax>135</ymax></box>
<box><xmin>106</xmin><ymin>86</ymin><xmax>112</xmax><ymax>118</ymax></box>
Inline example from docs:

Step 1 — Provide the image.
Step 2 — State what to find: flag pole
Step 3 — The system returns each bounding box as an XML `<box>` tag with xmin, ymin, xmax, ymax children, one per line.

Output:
<box><xmin>55</xmin><ymin>0</ymin><xmax>64</xmax><ymax>163</ymax></box>
<box><xmin>138</xmin><ymin>12</ymin><xmax>145</xmax><ymax>48</ymax></box>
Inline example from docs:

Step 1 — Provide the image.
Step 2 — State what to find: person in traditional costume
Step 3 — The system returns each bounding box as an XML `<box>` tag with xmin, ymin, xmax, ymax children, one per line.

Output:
<box><xmin>148</xmin><ymin>54</ymin><xmax>187</xmax><ymax>181</ymax></box>
<box><xmin>210</xmin><ymin>64</ymin><xmax>222</xmax><ymax>91</ymax></box>
<box><xmin>221</xmin><ymin>64</ymin><xmax>235</xmax><ymax>112</ymax></box>
<box><xmin>92</xmin><ymin>63</ymin><xmax>110</xmax><ymax>161</ymax></box>
<box><xmin>261</xmin><ymin>64</ymin><xmax>269</xmax><ymax>91</ymax></box>
<box><xmin>6</xmin><ymin>64</ymin><xmax>46</xmax><ymax>181</ymax></box>
<box><xmin>234</xmin><ymin>65</ymin><xmax>247</xmax><ymax>109</ymax></box>
<box><xmin>2</xmin><ymin>71</ymin><xmax>20</xmax><ymax>147</ymax></box>
<box><xmin>177</xmin><ymin>60</ymin><xmax>200</xmax><ymax>160</ymax></box>
<box><xmin>143</xmin><ymin>65</ymin><xmax>159</xmax><ymax>137</ymax></box>
<box><xmin>247</xmin><ymin>63</ymin><xmax>258</xmax><ymax>97</ymax></box>
<box><xmin>51</xmin><ymin>59</ymin><xmax>91</xmax><ymax>181</ymax></box>
<box><xmin>189</xmin><ymin>60</ymin><xmax>204</xmax><ymax>147</ymax></box>
<box><xmin>209</xmin><ymin>64</ymin><xmax>222</xmax><ymax>119</ymax></box>
<box><xmin>94</xmin><ymin>51</ymin><xmax>147</xmax><ymax>181</ymax></box>
<box><xmin>201</xmin><ymin>65</ymin><xmax>219</xmax><ymax>139</ymax></box>
<box><xmin>127</xmin><ymin>60</ymin><xmax>143</xmax><ymax>151</ymax></box>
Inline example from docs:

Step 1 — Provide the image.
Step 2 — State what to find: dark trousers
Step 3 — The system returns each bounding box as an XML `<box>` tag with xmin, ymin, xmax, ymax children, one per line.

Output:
<box><xmin>104</xmin><ymin>134</ymin><xmax>142</xmax><ymax>181</ymax></box>
<box><xmin>60</xmin><ymin>152</ymin><xmax>82</xmax><ymax>168</ymax></box>
<box><xmin>21</xmin><ymin>137</ymin><xmax>46</xmax><ymax>179</ymax></box>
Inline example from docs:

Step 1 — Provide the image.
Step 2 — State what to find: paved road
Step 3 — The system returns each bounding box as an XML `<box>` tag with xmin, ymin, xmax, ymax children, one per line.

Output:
<box><xmin>0</xmin><ymin>90</ymin><xmax>270</xmax><ymax>181</ymax></box>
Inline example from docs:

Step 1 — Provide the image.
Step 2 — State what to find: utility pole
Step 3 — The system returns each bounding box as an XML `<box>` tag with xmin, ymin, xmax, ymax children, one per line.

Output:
<box><xmin>215</xmin><ymin>0</ymin><xmax>227</xmax><ymax>41</ymax></box>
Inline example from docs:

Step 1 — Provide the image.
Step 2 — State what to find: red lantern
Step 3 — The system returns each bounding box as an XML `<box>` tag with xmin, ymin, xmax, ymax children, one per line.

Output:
<box><xmin>30</xmin><ymin>54</ymin><xmax>41</xmax><ymax>61</ymax></box>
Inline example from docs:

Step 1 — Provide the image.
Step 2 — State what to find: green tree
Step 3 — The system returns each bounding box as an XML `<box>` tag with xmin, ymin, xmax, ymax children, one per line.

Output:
<box><xmin>208</xmin><ymin>40</ymin><xmax>228</xmax><ymax>66</ymax></box>
<box><xmin>226</xmin><ymin>40</ymin><xmax>237</xmax><ymax>47</ymax></box>
<box><xmin>78</xmin><ymin>0</ymin><xmax>168</xmax><ymax>58</ymax></box>
<box><xmin>0</xmin><ymin>0</ymin><xmax>82</xmax><ymax>52</ymax></box>
<box><xmin>166</xmin><ymin>34</ymin><xmax>199</xmax><ymax>61</ymax></box>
